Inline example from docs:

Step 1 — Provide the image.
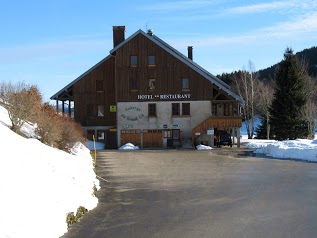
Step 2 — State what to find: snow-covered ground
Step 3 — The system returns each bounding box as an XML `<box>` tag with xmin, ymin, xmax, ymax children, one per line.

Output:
<box><xmin>0</xmin><ymin>105</ymin><xmax>99</xmax><ymax>238</ymax></box>
<box><xmin>241</xmin><ymin>118</ymin><xmax>317</xmax><ymax>162</ymax></box>
<box><xmin>196</xmin><ymin>144</ymin><xmax>213</xmax><ymax>150</ymax></box>
<box><xmin>2</xmin><ymin>99</ymin><xmax>316</xmax><ymax>238</ymax></box>
<box><xmin>243</xmin><ymin>137</ymin><xmax>317</xmax><ymax>162</ymax></box>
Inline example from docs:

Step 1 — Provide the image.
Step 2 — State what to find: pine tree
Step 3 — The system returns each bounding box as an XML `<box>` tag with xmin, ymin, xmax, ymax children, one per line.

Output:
<box><xmin>269</xmin><ymin>48</ymin><xmax>308</xmax><ymax>140</ymax></box>
<box><xmin>255</xmin><ymin>117</ymin><xmax>272</xmax><ymax>139</ymax></box>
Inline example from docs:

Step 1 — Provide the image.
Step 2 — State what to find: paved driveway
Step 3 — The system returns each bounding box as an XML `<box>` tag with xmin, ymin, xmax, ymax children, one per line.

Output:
<box><xmin>62</xmin><ymin>149</ymin><xmax>317</xmax><ymax>238</ymax></box>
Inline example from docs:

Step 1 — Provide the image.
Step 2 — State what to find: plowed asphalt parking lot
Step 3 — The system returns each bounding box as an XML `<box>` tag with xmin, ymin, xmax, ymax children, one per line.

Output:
<box><xmin>61</xmin><ymin>148</ymin><xmax>317</xmax><ymax>238</ymax></box>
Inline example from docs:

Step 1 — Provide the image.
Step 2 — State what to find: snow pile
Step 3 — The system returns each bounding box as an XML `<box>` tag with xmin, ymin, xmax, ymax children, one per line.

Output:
<box><xmin>246</xmin><ymin>139</ymin><xmax>317</xmax><ymax>162</ymax></box>
<box><xmin>85</xmin><ymin>140</ymin><xmax>105</xmax><ymax>150</ymax></box>
<box><xmin>196</xmin><ymin>144</ymin><xmax>213</xmax><ymax>150</ymax></box>
<box><xmin>0</xmin><ymin>105</ymin><xmax>99</xmax><ymax>238</ymax></box>
<box><xmin>0</xmin><ymin>104</ymin><xmax>11</xmax><ymax>125</ymax></box>
<box><xmin>119</xmin><ymin>143</ymin><xmax>140</xmax><ymax>150</ymax></box>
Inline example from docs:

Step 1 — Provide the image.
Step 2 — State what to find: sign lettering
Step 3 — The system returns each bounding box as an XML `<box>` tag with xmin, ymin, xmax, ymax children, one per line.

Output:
<box><xmin>121</xmin><ymin>106</ymin><xmax>144</xmax><ymax>121</ymax></box>
<box><xmin>137</xmin><ymin>94</ymin><xmax>191</xmax><ymax>100</ymax></box>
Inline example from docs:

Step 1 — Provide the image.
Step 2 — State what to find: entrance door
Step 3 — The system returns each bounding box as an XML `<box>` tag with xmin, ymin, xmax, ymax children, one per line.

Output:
<box><xmin>106</xmin><ymin>130</ymin><xmax>117</xmax><ymax>149</ymax></box>
<box><xmin>172</xmin><ymin>129</ymin><xmax>181</xmax><ymax>148</ymax></box>
<box><xmin>143</xmin><ymin>129</ymin><xmax>163</xmax><ymax>148</ymax></box>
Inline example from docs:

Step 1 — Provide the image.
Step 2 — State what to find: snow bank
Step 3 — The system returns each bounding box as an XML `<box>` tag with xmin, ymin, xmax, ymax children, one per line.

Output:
<box><xmin>246</xmin><ymin>139</ymin><xmax>317</xmax><ymax>162</ymax></box>
<box><xmin>0</xmin><ymin>104</ymin><xmax>11</xmax><ymax>126</ymax></box>
<box><xmin>0</xmin><ymin>106</ymin><xmax>99</xmax><ymax>238</ymax></box>
<box><xmin>196</xmin><ymin>144</ymin><xmax>213</xmax><ymax>150</ymax></box>
<box><xmin>85</xmin><ymin>140</ymin><xmax>106</xmax><ymax>150</ymax></box>
<box><xmin>119</xmin><ymin>143</ymin><xmax>140</xmax><ymax>150</ymax></box>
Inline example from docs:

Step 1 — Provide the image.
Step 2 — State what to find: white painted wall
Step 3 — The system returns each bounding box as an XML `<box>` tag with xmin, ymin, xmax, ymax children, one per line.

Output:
<box><xmin>117</xmin><ymin>101</ymin><xmax>211</xmax><ymax>145</ymax></box>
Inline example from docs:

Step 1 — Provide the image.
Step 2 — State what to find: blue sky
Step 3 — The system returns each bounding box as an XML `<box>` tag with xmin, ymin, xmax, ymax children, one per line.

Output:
<box><xmin>1</xmin><ymin>0</ymin><xmax>317</xmax><ymax>101</ymax></box>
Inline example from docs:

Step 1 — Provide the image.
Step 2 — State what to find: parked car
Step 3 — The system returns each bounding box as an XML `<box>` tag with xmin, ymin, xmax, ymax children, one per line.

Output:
<box><xmin>216</xmin><ymin>133</ymin><xmax>232</xmax><ymax>147</ymax></box>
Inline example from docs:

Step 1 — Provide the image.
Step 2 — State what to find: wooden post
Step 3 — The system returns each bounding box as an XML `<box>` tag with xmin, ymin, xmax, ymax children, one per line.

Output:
<box><xmin>68</xmin><ymin>100</ymin><xmax>71</xmax><ymax>117</ymax></box>
<box><xmin>56</xmin><ymin>100</ymin><xmax>59</xmax><ymax>111</ymax></box>
<box><xmin>237</xmin><ymin>128</ymin><xmax>241</xmax><ymax>148</ymax></box>
<box><xmin>141</xmin><ymin>129</ymin><xmax>143</xmax><ymax>149</ymax></box>
<box><xmin>93</xmin><ymin>135</ymin><xmax>97</xmax><ymax>168</ymax></box>
<box><xmin>232</xmin><ymin>128</ymin><xmax>236</xmax><ymax>147</ymax></box>
<box><xmin>62</xmin><ymin>101</ymin><xmax>65</xmax><ymax>116</ymax></box>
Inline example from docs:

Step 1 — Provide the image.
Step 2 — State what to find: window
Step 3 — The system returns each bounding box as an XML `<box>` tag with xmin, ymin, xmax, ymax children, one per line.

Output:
<box><xmin>182</xmin><ymin>103</ymin><xmax>190</xmax><ymax>115</ymax></box>
<box><xmin>130</xmin><ymin>55</ymin><xmax>137</xmax><ymax>66</ymax></box>
<box><xmin>224</xmin><ymin>104</ymin><xmax>232</xmax><ymax>116</ymax></box>
<box><xmin>182</xmin><ymin>78</ymin><xmax>189</xmax><ymax>90</ymax></box>
<box><xmin>212</xmin><ymin>104</ymin><xmax>217</xmax><ymax>116</ymax></box>
<box><xmin>96</xmin><ymin>79</ymin><xmax>104</xmax><ymax>92</ymax></box>
<box><xmin>172</xmin><ymin>103</ymin><xmax>180</xmax><ymax>116</ymax></box>
<box><xmin>130</xmin><ymin>79</ymin><xmax>137</xmax><ymax>90</ymax></box>
<box><xmin>87</xmin><ymin>104</ymin><xmax>94</xmax><ymax>117</ymax></box>
<box><xmin>148</xmin><ymin>103</ymin><xmax>156</xmax><ymax>117</ymax></box>
<box><xmin>163</xmin><ymin>130</ymin><xmax>171</xmax><ymax>138</ymax></box>
<box><xmin>148</xmin><ymin>55</ymin><xmax>155</xmax><ymax>65</ymax></box>
<box><xmin>97</xmin><ymin>105</ymin><xmax>104</xmax><ymax>117</ymax></box>
<box><xmin>149</xmin><ymin>78</ymin><xmax>155</xmax><ymax>90</ymax></box>
<box><xmin>97</xmin><ymin>130</ymin><xmax>105</xmax><ymax>140</ymax></box>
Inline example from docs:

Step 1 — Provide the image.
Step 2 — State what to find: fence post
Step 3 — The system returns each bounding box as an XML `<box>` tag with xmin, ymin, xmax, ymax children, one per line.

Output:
<box><xmin>93</xmin><ymin>135</ymin><xmax>97</xmax><ymax>168</ymax></box>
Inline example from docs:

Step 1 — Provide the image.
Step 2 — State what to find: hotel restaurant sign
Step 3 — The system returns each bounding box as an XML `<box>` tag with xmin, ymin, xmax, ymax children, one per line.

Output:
<box><xmin>137</xmin><ymin>94</ymin><xmax>191</xmax><ymax>100</ymax></box>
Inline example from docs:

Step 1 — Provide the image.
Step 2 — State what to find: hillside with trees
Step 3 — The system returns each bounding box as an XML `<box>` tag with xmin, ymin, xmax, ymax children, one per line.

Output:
<box><xmin>217</xmin><ymin>46</ymin><xmax>317</xmax><ymax>140</ymax></box>
<box><xmin>217</xmin><ymin>46</ymin><xmax>317</xmax><ymax>84</ymax></box>
<box><xmin>258</xmin><ymin>46</ymin><xmax>317</xmax><ymax>80</ymax></box>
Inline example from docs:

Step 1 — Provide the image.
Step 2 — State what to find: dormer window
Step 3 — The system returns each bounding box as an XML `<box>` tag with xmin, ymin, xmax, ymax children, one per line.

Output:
<box><xmin>96</xmin><ymin>79</ymin><xmax>104</xmax><ymax>92</ymax></box>
<box><xmin>148</xmin><ymin>55</ymin><xmax>155</xmax><ymax>66</ymax></box>
<box><xmin>130</xmin><ymin>79</ymin><xmax>138</xmax><ymax>90</ymax></box>
<box><xmin>149</xmin><ymin>79</ymin><xmax>155</xmax><ymax>90</ymax></box>
<box><xmin>182</xmin><ymin>78</ymin><xmax>189</xmax><ymax>91</ymax></box>
<box><xmin>131</xmin><ymin>55</ymin><xmax>137</xmax><ymax>67</ymax></box>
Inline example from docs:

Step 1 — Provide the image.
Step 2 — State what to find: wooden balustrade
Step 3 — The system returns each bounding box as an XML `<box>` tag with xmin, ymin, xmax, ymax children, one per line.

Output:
<box><xmin>192</xmin><ymin>116</ymin><xmax>242</xmax><ymax>143</ymax></box>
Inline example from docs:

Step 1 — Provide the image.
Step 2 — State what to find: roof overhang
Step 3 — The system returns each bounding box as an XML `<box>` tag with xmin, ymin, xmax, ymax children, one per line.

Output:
<box><xmin>50</xmin><ymin>55</ymin><xmax>112</xmax><ymax>100</ymax></box>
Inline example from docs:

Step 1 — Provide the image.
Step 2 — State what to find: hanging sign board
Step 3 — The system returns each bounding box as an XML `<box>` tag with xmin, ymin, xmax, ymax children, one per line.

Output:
<box><xmin>110</xmin><ymin>105</ymin><xmax>116</xmax><ymax>112</ymax></box>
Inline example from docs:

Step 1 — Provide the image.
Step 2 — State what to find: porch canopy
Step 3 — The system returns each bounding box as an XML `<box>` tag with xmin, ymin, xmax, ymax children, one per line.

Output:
<box><xmin>50</xmin><ymin>85</ymin><xmax>74</xmax><ymax>117</ymax></box>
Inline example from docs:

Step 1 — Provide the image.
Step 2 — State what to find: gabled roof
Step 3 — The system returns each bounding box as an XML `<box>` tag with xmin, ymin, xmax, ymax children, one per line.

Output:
<box><xmin>50</xmin><ymin>55</ymin><xmax>112</xmax><ymax>100</ymax></box>
<box><xmin>110</xmin><ymin>30</ymin><xmax>244</xmax><ymax>104</ymax></box>
<box><xmin>52</xmin><ymin>29</ymin><xmax>244</xmax><ymax>104</ymax></box>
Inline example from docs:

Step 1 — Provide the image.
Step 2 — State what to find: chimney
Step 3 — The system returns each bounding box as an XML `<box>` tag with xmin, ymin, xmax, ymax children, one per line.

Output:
<box><xmin>188</xmin><ymin>46</ymin><xmax>193</xmax><ymax>60</ymax></box>
<box><xmin>113</xmin><ymin>26</ymin><xmax>125</xmax><ymax>48</ymax></box>
<box><xmin>147</xmin><ymin>29</ymin><xmax>153</xmax><ymax>36</ymax></box>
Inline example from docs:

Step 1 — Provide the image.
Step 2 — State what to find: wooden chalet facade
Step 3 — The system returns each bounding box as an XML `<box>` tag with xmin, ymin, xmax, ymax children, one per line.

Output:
<box><xmin>51</xmin><ymin>26</ymin><xmax>243</xmax><ymax>149</ymax></box>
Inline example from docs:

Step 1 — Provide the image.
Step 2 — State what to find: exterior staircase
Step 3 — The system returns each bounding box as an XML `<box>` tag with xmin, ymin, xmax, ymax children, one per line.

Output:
<box><xmin>192</xmin><ymin>116</ymin><xmax>242</xmax><ymax>145</ymax></box>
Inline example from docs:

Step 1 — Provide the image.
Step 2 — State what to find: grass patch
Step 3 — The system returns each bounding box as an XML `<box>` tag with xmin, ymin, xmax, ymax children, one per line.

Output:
<box><xmin>66</xmin><ymin>206</ymin><xmax>88</xmax><ymax>228</ymax></box>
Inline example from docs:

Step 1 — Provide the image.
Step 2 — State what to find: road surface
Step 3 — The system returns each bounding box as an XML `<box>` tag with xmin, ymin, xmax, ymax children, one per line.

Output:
<box><xmin>61</xmin><ymin>149</ymin><xmax>317</xmax><ymax>238</ymax></box>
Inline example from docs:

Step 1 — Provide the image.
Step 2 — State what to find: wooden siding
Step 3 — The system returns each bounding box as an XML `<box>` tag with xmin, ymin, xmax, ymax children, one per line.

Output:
<box><xmin>143</xmin><ymin>129</ymin><xmax>163</xmax><ymax>148</ymax></box>
<box><xmin>121</xmin><ymin>130</ymin><xmax>141</xmax><ymax>147</ymax></box>
<box><xmin>73</xmin><ymin>57</ymin><xmax>116</xmax><ymax>126</ymax></box>
<box><xmin>120</xmin><ymin>129</ymin><xmax>163</xmax><ymax>148</ymax></box>
<box><xmin>114</xmin><ymin>34</ymin><xmax>217</xmax><ymax>102</ymax></box>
